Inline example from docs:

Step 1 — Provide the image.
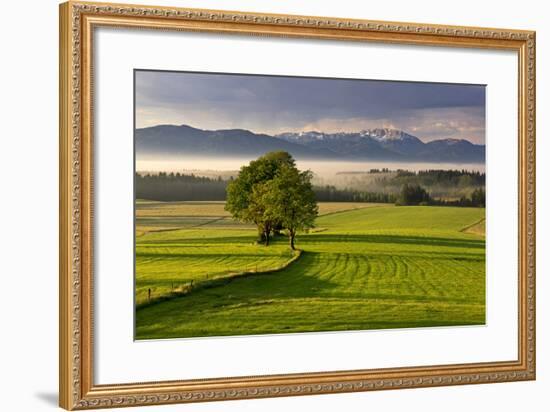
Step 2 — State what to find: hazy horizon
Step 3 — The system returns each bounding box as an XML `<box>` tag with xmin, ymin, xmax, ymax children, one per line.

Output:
<box><xmin>135</xmin><ymin>122</ymin><xmax>487</xmax><ymax>145</ymax></box>
<box><xmin>136</xmin><ymin>157</ymin><xmax>486</xmax><ymax>177</ymax></box>
<box><xmin>135</xmin><ymin>70</ymin><xmax>486</xmax><ymax>145</ymax></box>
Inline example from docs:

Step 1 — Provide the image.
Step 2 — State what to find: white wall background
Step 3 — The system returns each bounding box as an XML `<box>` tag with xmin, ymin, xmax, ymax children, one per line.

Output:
<box><xmin>0</xmin><ymin>0</ymin><xmax>547</xmax><ymax>411</ymax></box>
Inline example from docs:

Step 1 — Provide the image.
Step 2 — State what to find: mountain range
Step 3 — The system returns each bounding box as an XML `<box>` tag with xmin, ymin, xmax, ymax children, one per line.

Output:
<box><xmin>135</xmin><ymin>124</ymin><xmax>485</xmax><ymax>163</ymax></box>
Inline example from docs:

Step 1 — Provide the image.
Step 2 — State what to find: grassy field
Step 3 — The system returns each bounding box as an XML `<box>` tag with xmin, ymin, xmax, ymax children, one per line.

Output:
<box><xmin>135</xmin><ymin>200</ymin><xmax>383</xmax><ymax>235</ymax></box>
<box><xmin>135</xmin><ymin>201</ymin><xmax>485</xmax><ymax>339</ymax></box>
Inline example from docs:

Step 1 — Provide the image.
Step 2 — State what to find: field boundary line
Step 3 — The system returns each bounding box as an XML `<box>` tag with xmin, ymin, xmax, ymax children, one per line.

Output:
<box><xmin>459</xmin><ymin>217</ymin><xmax>486</xmax><ymax>235</ymax></box>
<box><xmin>317</xmin><ymin>203</ymin><xmax>392</xmax><ymax>218</ymax></box>
<box><xmin>136</xmin><ymin>249</ymin><xmax>303</xmax><ymax>310</ymax></box>
<box><xmin>136</xmin><ymin>217</ymin><xmax>232</xmax><ymax>236</ymax></box>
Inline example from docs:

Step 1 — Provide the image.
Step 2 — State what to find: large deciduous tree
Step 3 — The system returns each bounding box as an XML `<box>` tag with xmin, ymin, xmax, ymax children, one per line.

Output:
<box><xmin>225</xmin><ymin>151</ymin><xmax>295</xmax><ymax>245</ymax></box>
<box><xmin>225</xmin><ymin>151</ymin><xmax>318</xmax><ymax>249</ymax></box>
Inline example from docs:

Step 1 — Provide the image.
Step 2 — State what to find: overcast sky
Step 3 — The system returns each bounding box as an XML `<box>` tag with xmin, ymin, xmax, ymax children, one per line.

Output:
<box><xmin>135</xmin><ymin>70</ymin><xmax>486</xmax><ymax>144</ymax></box>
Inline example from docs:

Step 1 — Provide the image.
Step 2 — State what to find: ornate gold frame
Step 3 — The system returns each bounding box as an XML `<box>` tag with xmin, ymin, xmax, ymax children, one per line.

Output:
<box><xmin>59</xmin><ymin>1</ymin><xmax>536</xmax><ymax>409</ymax></box>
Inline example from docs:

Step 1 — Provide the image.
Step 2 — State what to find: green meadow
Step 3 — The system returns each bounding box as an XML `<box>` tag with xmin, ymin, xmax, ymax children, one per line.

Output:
<box><xmin>135</xmin><ymin>201</ymin><xmax>485</xmax><ymax>339</ymax></box>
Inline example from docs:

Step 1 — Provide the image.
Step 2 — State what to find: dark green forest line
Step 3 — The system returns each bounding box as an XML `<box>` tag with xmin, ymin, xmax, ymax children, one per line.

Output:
<box><xmin>135</xmin><ymin>169</ymin><xmax>485</xmax><ymax>207</ymax></box>
<box><xmin>368</xmin><ymin>168</ymin><xmax>484</xmax><ymax>190</ymax></box>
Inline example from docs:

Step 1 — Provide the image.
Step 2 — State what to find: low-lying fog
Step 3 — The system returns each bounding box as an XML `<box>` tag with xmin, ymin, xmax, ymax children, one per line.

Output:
<box><xmin>137</xmin><ymin>157</ymin><xmax>486</xmax><ymax>200</ymax></box>
<box><xmin>137</xmin><ymin>157</ymin><xmax>485</xmax><ymax>180</ymax></box>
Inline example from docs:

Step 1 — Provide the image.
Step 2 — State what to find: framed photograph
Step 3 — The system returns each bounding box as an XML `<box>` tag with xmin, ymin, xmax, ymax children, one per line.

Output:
<box><xmin>59</xmin><ymin>1</ymin><xmax>536</xmax><ymax>409</ymax></box>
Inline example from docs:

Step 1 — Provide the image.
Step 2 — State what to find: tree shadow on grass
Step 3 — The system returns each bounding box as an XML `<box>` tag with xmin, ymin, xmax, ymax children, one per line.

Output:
<box><xmin>137</xmin><ymin>251</ymin><xmax>340</xmax><ymax>310</ymax></box>
<box><xmin>152</xmin><ymin>250</ymin><xmax>481</xmax><ymax>306</ymax></box>
<box><xmin>139</xmin><ymin>233</ymin><xmax>484</xmax><ymax>249</ymax></box>
<box><xmin>137</xmin><ymin>235</ymin><xmax>261</xmax><ymax>246</ymax></box>
<box><xmin>135</xmin><ymin>232</ymin><xmax>486</xmax><ymax>322</ymax></box>
<box><xmin>136</xmin><ymin>252</ymin><xmax>293</xmax><ymax>259</ymax></box>
<box><xmin>304</xmin><ymin>233</ymin><xmax>485</xmax><ymax>249</ymax></box>
<box><xmin>135</xmin><ymin>246</ymin><xmax>486</xmax><ymax>339</ymax></box>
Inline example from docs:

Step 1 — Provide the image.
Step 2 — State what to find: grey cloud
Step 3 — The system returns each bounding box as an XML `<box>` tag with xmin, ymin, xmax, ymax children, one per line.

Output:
<box><xmin>135</xmin><ymin>70</ymin><xmax>485</xmax><ymax>143</ymax></box>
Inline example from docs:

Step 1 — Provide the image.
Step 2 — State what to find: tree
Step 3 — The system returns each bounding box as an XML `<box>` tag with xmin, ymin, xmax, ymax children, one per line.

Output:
<box><xmin>396</xmin><ymin>184</ymin><xmax>431</xmax><ymax>206</ymax></box>
<box><xmin>225</xmin><ymin>151</ymin><xmax>295</xmax><ymax>244</ymax></box>
<box><xmin>471</xmin><ymin>188</ymin><xmax>486</xmax><ymax>207</ymax></box>
<box><xmin>262</xmin><ymin>164</ymin><xmax>318</xmax><ymax>250</ymax></box>
<box><xmin>225</xmin><ymin>152</ymin><xmax>318</xmax><ymax>249</ymax></box>
<box><xmin>248</xmin><ymin>182</ymin><xmax>275</xmax><ymax>245</ymax></box>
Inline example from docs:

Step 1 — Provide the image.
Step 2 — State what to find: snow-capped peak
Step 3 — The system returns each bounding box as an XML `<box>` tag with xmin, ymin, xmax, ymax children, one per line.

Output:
<box><xmin>431</xmin><ymin>138</ymin><xmax>474</xmax><ymax>146</ymax></box>
<box><xmin>275</xmin><ymin>128</ymin><xmax>424</xmax><ymax>145</ymax></box>
<box><xmin>276</xmin><ymin>130</ymin><xmax>329</xmax><ymax>142</ymax></box>
<box><xmin>298</xmin><ymin>131</ymin><xmax>326</xmax><ymax>139</ymax></box>
<box><xmin>359</xmin><ymin>128</ymin><xmax>419</xmax><ymax>142</ymax></box>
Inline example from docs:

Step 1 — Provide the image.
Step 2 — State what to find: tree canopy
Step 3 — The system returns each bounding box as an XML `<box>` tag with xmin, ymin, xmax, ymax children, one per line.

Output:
<box><xmin>225</xmin><ymin>152</ymin><xmax>318</xmax><ymax>249</ymax></box>
<box><xmin>261</xmin><ymin>164</ymin><xmax>318</xmax><ymax>249</ymax></box>
<box><xmin>396</xmin><ymin>184</ymin><xmax>431</xmax><ymax>206</ymax></box>
<box><xmin>225</xmin><ymin>151</ymin><xmax>295</xmax><ymax>221</ymax></box>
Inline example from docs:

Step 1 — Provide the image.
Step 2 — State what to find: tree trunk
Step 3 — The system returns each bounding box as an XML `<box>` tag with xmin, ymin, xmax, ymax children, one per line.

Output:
<box><xmin>264</xmin><ymin>229</ymin><xmax>270</xmax><ymax>246</ymax></box>
<box><xmin>289</xmin><ymin>231</ymin><xmax>296</xmax><ymax>250</ymax></box>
